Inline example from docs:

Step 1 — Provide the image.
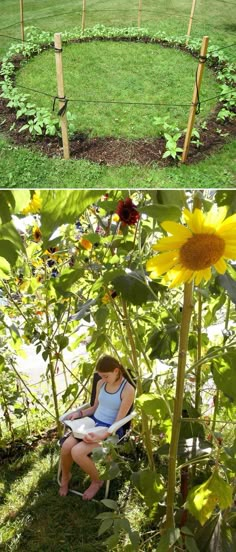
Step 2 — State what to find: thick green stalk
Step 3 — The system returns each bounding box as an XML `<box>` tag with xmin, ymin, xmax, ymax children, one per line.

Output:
<box><xmin>122</xmin><ymin>299</ymin><xmax>155</xmax><ymax>471</ymax></box>
<box><xmin>44</xmin><ymin>273</ymin><xmax>61</xmax><ymax>435</ymax></box>
<box><xmin>195</xmin><ymin>291</ymin><xmax>202</xmax><ymax>414</ymax></box>
<box><xmin>211</xmin><ymin>297</ymin><xmax>231</xmax><ymax>436</ymax></box>
<box><xmin>165</xmin><ymin>282</ymin><xmax>193</xmax><ymax>530</ymax></box>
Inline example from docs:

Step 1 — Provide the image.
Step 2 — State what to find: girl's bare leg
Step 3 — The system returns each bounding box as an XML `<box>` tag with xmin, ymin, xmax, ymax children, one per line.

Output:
<box><xmin>71</xmin><ymin>441</ymin><xmax>104</xmax><ymax>500</ymax></box>
<box><xmin>59</xmin><ymin>434</ymin><xmax>78</xmax><ymax>496</ymax></box>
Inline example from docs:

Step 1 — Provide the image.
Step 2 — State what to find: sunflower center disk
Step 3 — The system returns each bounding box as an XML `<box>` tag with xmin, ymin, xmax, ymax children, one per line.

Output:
<box><xmin>179</xmin><ymin>233</ymin><xmax>225</xmax><ymax>270</ymax></box>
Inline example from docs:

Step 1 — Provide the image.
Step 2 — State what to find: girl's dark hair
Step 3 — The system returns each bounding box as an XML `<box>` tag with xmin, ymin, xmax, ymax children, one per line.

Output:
<box><xmin>96</xmin><ymin>355</ymin><xmax>135</xmax><ymax>386</ymax></box>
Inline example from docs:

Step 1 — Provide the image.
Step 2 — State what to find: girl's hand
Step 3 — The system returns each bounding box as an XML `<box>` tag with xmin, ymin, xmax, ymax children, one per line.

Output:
<box><xmin>65</xmin><ymin>410</ymin><xmax>82</xmax><ymax>420</ymax></box>
<box><xmin>83</xmin><ymin>430</ymin><xmax>109</xmax><ymax>443</ymax></box>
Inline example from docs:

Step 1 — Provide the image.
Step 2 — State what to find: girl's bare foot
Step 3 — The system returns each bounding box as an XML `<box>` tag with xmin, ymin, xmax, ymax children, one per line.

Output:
<box><xmin>59</xmin><ymin>473</ymin><xmax>72</xmax><ymax>496</ymax></box>
<box><xmin>82</xmin><ymin>480</ymin><xmax>104</xmax><ymax>500</ymax></box>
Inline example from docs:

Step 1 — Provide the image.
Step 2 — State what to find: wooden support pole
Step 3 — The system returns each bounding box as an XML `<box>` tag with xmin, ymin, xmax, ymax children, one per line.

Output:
<box><xmin>54</xmin><ymin>33</ymin><xmax>70</xmax><ymax>160</ymax></box>
<box><xmin>181</xmin><ymin>35</ymin><xmax>209</xmax><ymax>164</ymax></box>
<box><xmin>82</xmin><ymin>0</ymin><xmax>86</xmax><ymax>32</ymax></box>
<box><xmin>186</xmin><ymin>0</ymin><xmax>197</xmax><ymax>45</ymax></box>
<box><xmin>138</xmin><ymin>0</ymin><xmax>143</xmax><ymax>28</ymax></box>
<box><xmin>20</xmin><ymin>0</ymin><xmax>24</xmax><ymax>42</ymax></box>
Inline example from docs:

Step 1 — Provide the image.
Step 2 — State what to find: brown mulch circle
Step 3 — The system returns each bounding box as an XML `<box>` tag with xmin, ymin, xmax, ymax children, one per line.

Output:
<box><xmin>0</xmin><ymin>37</ymin><xmax>236</xmax><ymax>167</ymax></box>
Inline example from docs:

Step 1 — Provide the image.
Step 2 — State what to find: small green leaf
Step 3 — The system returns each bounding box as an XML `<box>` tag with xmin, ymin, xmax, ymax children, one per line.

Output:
<box><xmin>156</xmin><ymin>528</ymin><xmax>180</xmax><ymax>552</ymax></box>
<box><xmin>98</xmin><ymin>518</ymin><xmax>113</xmax><ymax>536</ymax></box>
<box><xmin>101</xmin><ymin>499</ymin><xmax>119</xmax><ymax>510</ymax></box>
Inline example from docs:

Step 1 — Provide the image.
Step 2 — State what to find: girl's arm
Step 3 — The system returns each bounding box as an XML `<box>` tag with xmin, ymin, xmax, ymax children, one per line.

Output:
<box><xmin>114</xmin><ymin>382</ymin><xmax>135</xmax><ymax>423</ymax></box>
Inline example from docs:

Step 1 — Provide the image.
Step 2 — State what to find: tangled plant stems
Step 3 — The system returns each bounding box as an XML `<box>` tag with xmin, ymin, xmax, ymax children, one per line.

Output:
<box><xmin>146</xmin><ymin>206</ymin><xmax>236</xmax><ymax>288</ymax></box>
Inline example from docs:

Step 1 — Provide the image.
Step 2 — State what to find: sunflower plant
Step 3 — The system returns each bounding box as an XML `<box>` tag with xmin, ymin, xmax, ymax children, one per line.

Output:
<box><xmin>1</xmin><ymin>190</ymin><xmax>236</xmax><ymax>552</ymax></box>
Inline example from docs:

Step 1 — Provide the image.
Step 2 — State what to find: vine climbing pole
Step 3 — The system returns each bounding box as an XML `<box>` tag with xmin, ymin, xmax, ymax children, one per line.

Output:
<box><xmin>181</xmin><ymin>35</ymin><xmax>209</xmax><ymax>164</ymax></box>
<box><xmin>54</xmin><ymin>33</ymin><xmax>70</xmax><ymax>160</ymax></box>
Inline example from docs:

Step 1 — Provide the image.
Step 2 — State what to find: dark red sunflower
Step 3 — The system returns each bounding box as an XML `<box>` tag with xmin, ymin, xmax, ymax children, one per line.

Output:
<box><xmin>115</xmin><ymin>198</ymin><xmax>140</xmax><ymax>226</ymax></box>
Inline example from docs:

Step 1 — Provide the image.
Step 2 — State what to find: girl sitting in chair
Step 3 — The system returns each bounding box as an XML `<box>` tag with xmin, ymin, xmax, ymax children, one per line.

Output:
<box><xmin>59</xmin><ymin>355</ymin><xmax>135</xmax><ymax>500</ymax></box>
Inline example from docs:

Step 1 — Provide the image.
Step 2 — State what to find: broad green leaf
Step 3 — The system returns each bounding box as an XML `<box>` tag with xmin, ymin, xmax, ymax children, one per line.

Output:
<box><xmin>94</xmin><ymin>306</ymin><xmax>109</xmax><ymax>327</ymax></box>
<box><xmin>0</xmin><ymin>240</ymin><xmax>18</xmax><ymax>265</ymax></box>
<box><xmin>0</xmin><ymin>257</ymin><xmax>11</xmax><ymax>277</ymax></box>
<box><xmin>52</xmin><ymin>268</ymin><xmax>84</xmax><ymax>296</ymax></box>
<box><xmin>0</xmin><ymin>221</ymin><xmax>25</xmax><ymax>253</ymax></box>
<box><xmin>0</xmin><ymin>192</ymin><xmax>13</xmax><ymax>223</ymax></box>
<box><xmin>132</xmin><ymin>469</ymin><xmax>165</xmax><ymax>507</ymax></box>
<box><xmin>185</xmin><ymin>471</ymin><xmax>232</xmax><ymax>526</ymax></box>
<box><xmin>139</xmin><ymin>204</ymin><xmax>181</xmax><ymax>221</ymax></box>
<box><xmin>113</xmin><ymin>272</ymin><xmax>156</xmax><ymax>305</ymax></box>
<box><xmin>211</xmin><ymin>350</ymin><xmax>236</xmax><ymax>401</ymax></box>
<box><xmin>12</xmin><ymin>190</ymin><xmax>31</xmax><ymax>213</ymax></box>
<box><xmin>55</xmin><ymin>334</ymin><xmax>69</xmax><ymax>350</ymax></box>
<box><xmin>104</xmin><ymin>534</ymin><xmax>120</xmax><ymax>547</ymax></box>
<box><xmin>40</xmin><ymin>190</ymin><xmax>103</xmax><ymax>246</ymax></box>
<box><xmin>156</xmin><ymin>189</ymin><xmax>186</xmax><ymax>207</ymax></box>
<box><xmin>137</xmin><ymin>393</ymin><xmax>169</xmax><ymax>419</ymax></box>
<box><xmin>218</xmin><ymin>273</ymin><xmax>236</xmax><ymax>304</ymax></box>
<box><xmin>156</xmin><ymin>528</ymin><xmax>180</xmax><ymax>552</ymax></box>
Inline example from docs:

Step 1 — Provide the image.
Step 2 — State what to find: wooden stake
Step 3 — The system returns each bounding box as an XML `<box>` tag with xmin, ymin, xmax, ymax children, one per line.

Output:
<box><xmin>138</xmin><ymin>0</ymin><xmax>143</xmax><ymax>28</ymax></box>
<box><xmin>186</xmin><ymin>0</ymin><xmax>197</xmax><ymax>45</ymax></box>
<box><xmin>54</xmin><ymin>33</ymin><xmax>70</xmax><ymax>160</ymax></box>
<box><xmin>82</xmin><ymin>0</ymin><xmax>86</xmax><ymax>32</ymax></box>
<box><xmin>181</xmin><ymin>35</ymin><xmax>209</xmax><ymax>164</ymax></box>
<box><xmin>20</xmin><ymin>0</ymin><xmax>24</xmax><ymax>42</ymax></box>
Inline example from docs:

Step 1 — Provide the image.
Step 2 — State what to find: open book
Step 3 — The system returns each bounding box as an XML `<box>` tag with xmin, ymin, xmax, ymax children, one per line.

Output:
<box><xmin>64</xmin><ymin>416</ymin><xmax>108</xmax><ymax>439</ymax></box>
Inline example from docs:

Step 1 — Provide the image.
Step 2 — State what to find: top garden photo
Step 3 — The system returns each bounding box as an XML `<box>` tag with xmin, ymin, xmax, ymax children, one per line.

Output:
<box><xmin>0</xmin><ymin>0</ymin><xmax>235</xmax><ymax>188</ymax></box>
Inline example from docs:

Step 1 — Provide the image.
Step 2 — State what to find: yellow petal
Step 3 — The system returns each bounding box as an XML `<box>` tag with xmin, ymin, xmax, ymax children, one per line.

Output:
<box><xmin>203</xmin><ymin>206</ymin><xmax>227</xmax><ymax>230</ymax></box>
<box><xmin>152</xmin><ymin>235</ymin><xmax>189</xmax><ymax>251</ymax></box>
<box><xmin>217</xmin><ymin>212</ymin><xmax>236</xmax><ymax>231</ymax></box>
<box><xmin>213</xmin><ymin>258</ymin><xmax>227</xmax><ymax>274</ymax></box>
<box><xmin>224</xmin><ymin>246</ymin><xmax>236</xmax><ymax>259</ymax></box>
<box><xmin>184</xmin><ymin>208</ymin><xmax>205</xmax><ymax>233</ymax></box>
<box><xmin>161</xmin><ymin>220</ymin><xmax>192</xmax><ymax>239</ymax></box>
<box><xmin>194</xmin><ymin>267</ymin><xmax>212</xmax><ymax>285</ymax></box>
<box><xmin>169</xmin><ymin>268</ymin><xmax>194</xmax><ymax>288</ymax></box>
<box><xmin>146</xmin><ymin>251</ymin><xmax>178</xmax><ymax>275</ymax></box>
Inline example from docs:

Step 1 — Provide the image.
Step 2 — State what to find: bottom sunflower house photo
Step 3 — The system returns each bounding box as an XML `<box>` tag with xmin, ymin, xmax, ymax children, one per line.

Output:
<box><xmin>1</xmin><ymin>188</ymin><xmax>236</xmax><ymax>552</ymax></box>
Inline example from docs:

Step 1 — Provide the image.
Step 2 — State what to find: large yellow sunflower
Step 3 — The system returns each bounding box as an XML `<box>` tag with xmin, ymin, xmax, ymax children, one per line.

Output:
<box><xmin>146</xmin><ymin>206</ymin><xmax>236</xmax><ymax>287</ymax></box>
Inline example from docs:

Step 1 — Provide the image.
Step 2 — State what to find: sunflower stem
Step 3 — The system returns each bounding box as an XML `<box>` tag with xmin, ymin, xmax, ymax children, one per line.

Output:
<box><xmin>165</xmin><ymin>282</ymin><xmax>194</xmax><ymax>532</ymax></box>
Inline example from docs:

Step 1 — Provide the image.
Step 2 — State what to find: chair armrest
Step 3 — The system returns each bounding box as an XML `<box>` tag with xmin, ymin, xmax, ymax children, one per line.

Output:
<box><xmin>59</xmin><ymin>402</ymin><xmax>91</xmax><ymax>423</ymax></box>
<box><xmin>107</xmin><ymin>411</ymin><xmax>136</xmax><ymax>434</ymax></box>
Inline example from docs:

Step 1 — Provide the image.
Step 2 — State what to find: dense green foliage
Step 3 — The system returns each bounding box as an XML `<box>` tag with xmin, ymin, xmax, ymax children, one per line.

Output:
<box><xmin>1</xmin><ymin>189</ymin><xmax>236</xmax><ymax>550</ymax></box>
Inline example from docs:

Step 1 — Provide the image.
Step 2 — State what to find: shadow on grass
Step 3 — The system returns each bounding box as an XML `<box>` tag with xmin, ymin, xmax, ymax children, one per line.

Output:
<box><xmin>0</xmin><ymin>442</ymin><xmax>107</xmax><ymax>552</ymax></box>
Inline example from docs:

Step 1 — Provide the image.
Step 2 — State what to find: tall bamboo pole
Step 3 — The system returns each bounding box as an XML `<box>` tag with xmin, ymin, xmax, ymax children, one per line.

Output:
<box><xmin>138</xmin><ymin>0</ymin><xmax>143</xmax><ymax>28</ymax></box>
<box><xmin>181</xmin><ymin>36</ymin><xmax>209</xmax><ymax>164</ymax></box>
<box><xmin>20</xmin><ymin>0</ymin><xmax>24</xmax><ymax>42</ymax></box>
<box><xmin>82</xmin><ymin>0</ymin><xmax>86</xmax><ymax>32</ymax></box>
<box><xmin>54</xmin><ymin>33</ymin><xmax>70</xmax><ymax>160</ymax></box>
<box><xmin>186</xmin><ymin>0</ymin><xmax>197</xmax><ymax>45</ymax></box>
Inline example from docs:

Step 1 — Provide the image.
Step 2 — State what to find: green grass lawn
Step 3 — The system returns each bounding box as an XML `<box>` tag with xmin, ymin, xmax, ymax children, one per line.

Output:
<box><xmin>0</xmin><ymin>0</ymin><xmax>235</xmax><ymax>188</ymax></box>
<box><xmin>15</xmin><ymin>41</ymin><xmax>219</xmax><ymax>139</ymax></box>
<box><xmin>0</xmin><ymin>443</ymin><xmax>107</xmax><ymax>552</ymax></box>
